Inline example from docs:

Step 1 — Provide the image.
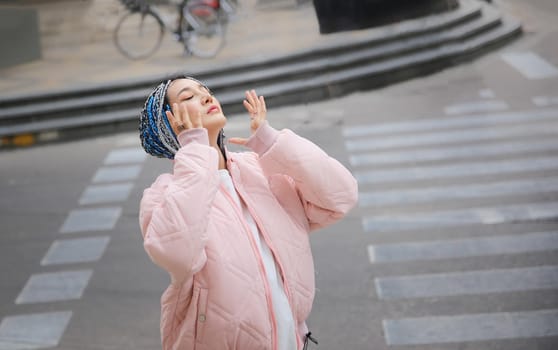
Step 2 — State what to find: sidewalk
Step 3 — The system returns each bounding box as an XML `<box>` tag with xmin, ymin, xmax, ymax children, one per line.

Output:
<box><xmin>0</xmin><ymin>0</ymin><xmax>379</xmax><ymax>99</ymax></box>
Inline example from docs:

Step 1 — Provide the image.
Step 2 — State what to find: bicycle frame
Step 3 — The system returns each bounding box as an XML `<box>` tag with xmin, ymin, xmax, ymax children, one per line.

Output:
<box><xmin>114</xmin><ymin>0</ymin><xmax>233</xmax><ymax>59</ymax></box>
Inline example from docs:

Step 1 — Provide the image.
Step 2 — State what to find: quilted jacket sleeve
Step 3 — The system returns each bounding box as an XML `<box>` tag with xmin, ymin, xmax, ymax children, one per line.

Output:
<box><xmin>245</xmin><ymin>121</ymin><xmax>358</xmax><ymax>230</ymax></box>
<box><xmin>139</xmin><ymin>128</ymin><xmax>219</xmax><ymax>284</ymax></box>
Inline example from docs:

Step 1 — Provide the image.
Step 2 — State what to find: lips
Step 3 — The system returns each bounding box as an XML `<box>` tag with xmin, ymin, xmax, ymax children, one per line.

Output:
<box><xmin>207</xmin><ymin>106</ymin><xmax>219</xmax><ymax>114</ymax></box>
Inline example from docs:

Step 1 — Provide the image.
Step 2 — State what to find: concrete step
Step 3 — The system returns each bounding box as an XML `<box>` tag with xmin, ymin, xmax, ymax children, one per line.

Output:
<box><xmin>0</xmin><ymin>0</ymin><xmax>485</xmax><ymax>122</ymax></box>
<box><xmin>0</xmin><ymin>0</ymin><xmax>522</xmax><ymax>147</ymax></box>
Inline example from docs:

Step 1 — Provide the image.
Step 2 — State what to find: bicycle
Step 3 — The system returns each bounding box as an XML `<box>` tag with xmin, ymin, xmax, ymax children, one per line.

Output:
<box><xmin>113</xmin><ymin>0</ymin><xmax>237</xmax><ymax>60</ymax></box>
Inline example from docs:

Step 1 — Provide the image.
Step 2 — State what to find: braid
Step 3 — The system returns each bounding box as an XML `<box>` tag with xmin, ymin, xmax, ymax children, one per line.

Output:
<box><xmin>139</xmin><ymin>80</ymin><xmax>179</xmax><ymax>159</ymax></box>
<box><xmin>139</xmin><ymin>76</ymin><xmax>224</xmax><ymax>160</ymax></box>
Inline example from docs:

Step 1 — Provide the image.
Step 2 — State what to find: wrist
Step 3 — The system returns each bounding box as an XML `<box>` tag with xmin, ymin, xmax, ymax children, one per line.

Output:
<box><xmin>245</xmin><ymin>121</ymin><xmax>279</xmax><ymax>155</ymax></box>
<box><xmin>177</xmin><ymin>128</ymin><xmax>209</xmax><ymax>147</ymax></box>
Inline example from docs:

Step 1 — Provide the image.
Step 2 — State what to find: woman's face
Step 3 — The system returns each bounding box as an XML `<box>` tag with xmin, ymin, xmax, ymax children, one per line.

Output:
<box><xmin>166</xmin><ymin>78</ymin><xmax>226</xmax><ymax>135</ymax></box>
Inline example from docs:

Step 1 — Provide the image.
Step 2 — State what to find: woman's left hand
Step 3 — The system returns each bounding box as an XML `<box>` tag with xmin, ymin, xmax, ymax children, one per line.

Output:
<box><xmin>229</xmin><ymin>90</ymin><xmax>267</xmax><ymax>145</ymax></box>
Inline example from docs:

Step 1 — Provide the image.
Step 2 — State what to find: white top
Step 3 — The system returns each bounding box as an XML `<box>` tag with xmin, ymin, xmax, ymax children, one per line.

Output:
<box><xmin>219</xmin><ymin>169</ymin><xmax>297</xmax><ymax>350</ymax></box>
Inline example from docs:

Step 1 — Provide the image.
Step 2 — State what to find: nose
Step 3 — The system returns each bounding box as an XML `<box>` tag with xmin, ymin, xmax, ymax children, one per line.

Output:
<box><xmin>201</xmin><ymin>93</ymin><xmax>213</xmax><ymax>105</ymax></box>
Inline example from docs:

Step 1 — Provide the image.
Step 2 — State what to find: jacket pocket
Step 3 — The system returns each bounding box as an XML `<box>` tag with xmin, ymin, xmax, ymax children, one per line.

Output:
<box><xmin>195</xmin><ymin>287</ymin><xmax>209</xmax><ymax>344</ymax></box>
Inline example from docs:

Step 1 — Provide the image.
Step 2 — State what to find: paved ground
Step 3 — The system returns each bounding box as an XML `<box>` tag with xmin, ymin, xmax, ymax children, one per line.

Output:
<box><xmin>1</xmin><ymin>1</ymin><xmax>558</xmax><ymax>350</ymax></box>
<box><xmin>0</xmin><ymin>0</ymin><xmax>393</xmax><ymax>98</ymax></box>
<box><xmin>2</xmin><ymin>0</ymin><xmax>558</xmax><ymax>344</ymax></box>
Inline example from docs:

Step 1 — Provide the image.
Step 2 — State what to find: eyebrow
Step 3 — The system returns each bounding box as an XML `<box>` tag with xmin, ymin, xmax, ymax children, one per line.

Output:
<box><xmin>175</xmin><ymin>84</ymin><xmax>208</xmax><ymax>97</ymax></box>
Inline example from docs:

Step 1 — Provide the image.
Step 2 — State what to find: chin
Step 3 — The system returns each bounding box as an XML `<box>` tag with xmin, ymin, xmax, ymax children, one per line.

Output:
<box><xmin>204</xmin><ymin>115</ymin><xmax>227</xmax><ymax>131</ymax></box>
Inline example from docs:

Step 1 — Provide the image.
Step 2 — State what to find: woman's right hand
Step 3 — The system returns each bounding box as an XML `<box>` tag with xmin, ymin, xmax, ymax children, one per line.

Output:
<box><xmin>166</xmin><ymin>102</ymin><xmax>203</xmax><ymax>135</ymax></box>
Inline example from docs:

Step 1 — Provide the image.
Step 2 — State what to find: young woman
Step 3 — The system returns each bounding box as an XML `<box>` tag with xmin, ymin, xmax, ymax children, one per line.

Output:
<box><xmin>138</xmin><ymin>77</ymin><xmax>358</xmax><ymax>350</ymax></box>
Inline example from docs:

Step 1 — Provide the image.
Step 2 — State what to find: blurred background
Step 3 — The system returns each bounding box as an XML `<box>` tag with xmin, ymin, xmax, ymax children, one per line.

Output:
<box><xmin>1</xmin><ymin>0</ymin><xmax>558</xmax><ymax>349</ymax></box>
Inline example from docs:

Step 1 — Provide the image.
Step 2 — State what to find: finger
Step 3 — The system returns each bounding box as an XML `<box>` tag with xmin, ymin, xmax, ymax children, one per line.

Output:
<box><xmin>178</xmin><ymin>103</ymin><xmax>192</xmax><ymax>129</ymax></box>
<box><xmin>167</xmin><ymin>108</ymin><xmax>187</xmax><ymax>135</ymax></box>
<box><xmin>165</xmin><ymin>110</ymin><xmax>180</xmax><ymax>133</ymax></box>
<box><xmin>165</xmin><ymin>109</ymin><xmax>177</xmax><ymax>126</ymax></box>
<box><xmin>191</xmin><ymin>109</ymin><xmax>203</xmax><ymax>128</ymax></box>
<box><xmin>171</xmin><ymin>103</ymin><xmax>181</xmax><ymax>122</ymax></box>
<box><xmin>259</xmin><ymin>96</ymin><xmax>267</xmax><ymax>114</ymax></box>
<box><xmin>246</xmin><ymin>90</ymin><xmax>257</xmax><ymax>108</ymax></box>
<box><xmin>243</xmin><ymin>99</ymin><xmax>253</xmax><ymax>113</ymax></box>
<box><xmin>228</xmin><ymin>137</ymin><xmax>248</xmax><ymax>145</ymax></box>
<box><xmin>251</xmin><ymin>90</ymin><xmax>261</xmax><ymax>110</ymax></box>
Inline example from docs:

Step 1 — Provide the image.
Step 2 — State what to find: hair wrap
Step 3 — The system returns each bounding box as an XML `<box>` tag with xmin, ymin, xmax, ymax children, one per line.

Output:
<box><xmin>139</xmin><ymin>80</ymin><xmax>179</xmax><ymax>159</ymax></box>
<box><xmin>139</xmin><ymin>76</ymin><xmax>225</xmax><ymax>160</ymax></box>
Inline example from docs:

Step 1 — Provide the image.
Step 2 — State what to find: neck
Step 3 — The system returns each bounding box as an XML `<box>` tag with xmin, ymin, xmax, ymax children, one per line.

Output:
<box><xmin>209</xmin><ymin>136</ymin><xmax>226</xmax><ymax>170</ymax></box>
<box><xmin>215</xmin><ymin>145</ymin><xmax>226</xmax><ymax>170</ymax></box>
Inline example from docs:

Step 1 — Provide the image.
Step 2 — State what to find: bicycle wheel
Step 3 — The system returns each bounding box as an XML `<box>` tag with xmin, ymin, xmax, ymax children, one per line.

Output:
<box><xmin>113</xmin><ymin>10</ymin><xmax>165</xmax><ymax>60</ymax></box>
<box><xmin>182</xmin><ymin>4</ymin><xmax>225</xmax><ymax>58</ymax></box>
<box><xmin>219</xmin><ymin>0</ymin><xmax>238</xmax><ymax>16</ymax></box>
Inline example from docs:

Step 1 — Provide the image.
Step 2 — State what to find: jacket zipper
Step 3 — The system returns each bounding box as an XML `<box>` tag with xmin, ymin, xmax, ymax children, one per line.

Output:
<box><xmin>219</xmin><ymin>184</ymin><xmax>279</xmax><ymax>350</ymax></box>
<box><xmin>238</xmin><ymin>189</ymin><xmax>302</xmax><ymax>349</ymax></box>
<box><xmin>228</xmin><ymin>174</ymin><xmax>302</xmax><ymax>349</ymax></box>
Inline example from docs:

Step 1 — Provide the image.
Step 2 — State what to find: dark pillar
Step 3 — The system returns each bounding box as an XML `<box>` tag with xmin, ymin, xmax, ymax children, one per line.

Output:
<box><xmin>312</xmin><ymin>0</ymin><xmax>459</xmax><ymax>34</ymax></box>
<box><xmin>0</xmin><ymin>7</ymin><xmax>42</xmax><ymax>68</ymax></box>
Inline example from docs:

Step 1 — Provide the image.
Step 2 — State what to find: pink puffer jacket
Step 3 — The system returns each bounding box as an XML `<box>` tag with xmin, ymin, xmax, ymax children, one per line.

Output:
<box><xmin>139</xmin><ymin>122</ymin><xmax>358</xmax><ymax>350</ymax></box>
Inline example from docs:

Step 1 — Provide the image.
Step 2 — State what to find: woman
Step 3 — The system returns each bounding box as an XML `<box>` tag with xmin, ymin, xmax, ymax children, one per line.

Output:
<box><xmin>138</xmin><ymin>77</ymin><xmax>358</xmax><ymax>350</ymax></box>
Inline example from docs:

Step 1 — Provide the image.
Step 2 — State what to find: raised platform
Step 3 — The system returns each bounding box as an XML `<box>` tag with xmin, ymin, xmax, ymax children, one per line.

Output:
<box><xmin>0</xmin><ymin>0</ymin><xmax>521</xmax><ymax>148</ymax></box>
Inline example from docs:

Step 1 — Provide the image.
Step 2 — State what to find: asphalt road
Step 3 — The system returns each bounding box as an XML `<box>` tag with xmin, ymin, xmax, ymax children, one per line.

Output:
<box><xmin>1</xmin><ymin>0</ymin><xmax>558</xmax><ymax>349</ymax></box>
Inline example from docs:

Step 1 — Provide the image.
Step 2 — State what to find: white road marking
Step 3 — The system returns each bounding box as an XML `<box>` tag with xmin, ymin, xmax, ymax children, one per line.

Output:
<box><xmin>346</xmin><ymin>121</ymin><xmax>558</xmax><ymax>152</ymax></box>
<box><xmin>532</xmin><ymin>96</ymin><xmax>558</xmax><ymax>107</ymax></box>
<box><xmin>0</xmin><ymin>311</ymin><xmax>72</xmax><ymax>349</ymax></box>
<box><xmin>103</xmin><ymin>147</ymin><xmax>146</xmax><ymax>165</ymax></box>
<box><xmin>444</xmin><ymin>100</ymin><xmax>508</xmax><ymax>115</ymax></box>
<box><xmin>15</xmin><ymin>270</ymin><xmax>93</xmax><ymax>304</ymax></box>
<box><xmin>41</xmin><ymin>236</ymin><xmax>111</xmax><ymax>265</ymax></box>
<box><xmin>375</xmin><ymin>265</ymin><xmax>558</xmax><ymax>299</ymax></box>
<box><xmin>59</xmin><ymin>207</ymin><xmax>122</xmax><ymax>233</ymax></box>
<box><xmin>342</xmin><ymin>108</ymin><xmax>558</xmax><ymax>138</ymax></box>
<box><xmin>384</xmin><ymin>309</ymin><xmax>558</xmax><ymax>345</ymax></box>
<box><xmin>368</xmin><ymin>231</ymin><xmax>558</xmax><ymax>263</ymax></box>
<box><xmin>479</xmin><ymin>89</ymin><xmax>496</xmax><ymax>99</ymax></box>
<box><xmin>355</xmin><ymin>155</ymin><xmax>558</xmax><ymax>185</ymax></box>
<box><xmin>116</xmin><ymin>134</ymin><xmax>141</xmax><ymax>147</ymax></box>
<box><xmin>78</xmin><ymin>183</ymin><xmax>133</xmax><ymax>205</ymax></box>
<box><xmin>92</xmin><ymin>165</ymin><xmax>142</xmax><ymax>183</ymax></box>
<box><xmin>502</xmin><ymin>51</ymin><xmax>558</xmax><ymax>79</ymax></box>
<box><xmin>363</xmin><ymin>201</ymin><xmax>558</xmax><ymax>232</ymax></box>
<box><xmin>359</xmin><ymin>177</ymin><xmax>558</xmax><ymax>207</ymax></box>
<box><xmin>350</xmin><ymin>138</ymin><xmax>558</xmax><ymax>167</ymax></box>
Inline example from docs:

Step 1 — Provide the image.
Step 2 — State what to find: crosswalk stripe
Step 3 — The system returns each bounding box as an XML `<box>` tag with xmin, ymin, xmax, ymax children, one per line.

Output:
<box><xmin>0</xmin><ymin>311</ymin><xmax>72</xmax><ymax>349</ymax></box>
<box><xmin>502</xmin><ymin>51</ymin><xmax>558</xmax><ymax>80</ymax></box>
<box><xmin>92</xmin><ymin>165</ymin><xmax>142</xmax><ymax>184</ymax></box>
<box><xmin>350</xmin><ymin>138</ymin><xmax>558</xmax><ymax>167</ymax></box>
<box><xmin>355</xmin><ymin>155</ymin><xmax>558</xmax><ymax>185</ymax></box>
<box><xmin>363</xmin><ymin>201</ymin><xmax>558</xmax><ymax>232</ymax></box>
<box><xmin>444</xmin><ymin>100</ymin><xmax>509</xmax><ymax>115</ymax></box>
<box><xmin>533</xmin><ymin>96</ymin><xmax>558</xmax><ymax>107</ymax></box>
<box><xmin>368</xmin><ymin>231</ymin><xmax>558</xmax><ymax>263</ymax></box>
<box><xmin>116</xmin><ymin>134</ymin><xmax>141</xmax><ymax>147</ymax></box>
<box><xmin>103</xmin><ymin>147</ymin><xmax>146</xmax><ymax>165</ymax></box>
<box><xmin>359</xmin><ymin>177</ymin><xmax>558</xmax><ymax>207</ymax></box>
<box><xmin>383</xmin><ymin>309</ymin><xmax>558</xmax><ymax>345</ymax></box>
<box><xmin>41</xmin><ymin>236</ymin><xmax>111</xmax><ymax>265</ymax></box>
<box><xmin>15</xmin><ymin>270</ymin><xmax>93</xmax><ymax>304</ymax></box>
<box><xmin>342</xmin><ymin>108</ymin><xmax>558</xmax><ymax>138</ymax></box>
<box><xmin>346</xmin><ymin>121</ymin><xmax>558</xmax><ymax>152</ymax></box>
<box><xmin>479</xmin><ymin>89</ymin><xmax>496</xmax><ymax>99</ymax></box>
<box><xmin>78</xmin><ymin>183</ymin><xmax>134</xmax><ymax>205</ymax></box>
<box><xmin>375</xmin><ymin>265</ymin><xmax>558</xmax><ymax>300</ymax></box>
<box><xmin>59</xmin><ymin>207</ymin><xmax>122</xmax><ymax>233</ymax></box>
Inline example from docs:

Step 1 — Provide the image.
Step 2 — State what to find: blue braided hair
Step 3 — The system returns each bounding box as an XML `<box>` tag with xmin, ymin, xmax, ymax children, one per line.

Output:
<box><xmin>139</xmin><ymin>79</ymin><xmax>178</xmax><ymax>159</ymax></box>
<box><xmin>139</xmin><ymin>77</ymin><xmax>226</xmax><ymax>160</ymax></box>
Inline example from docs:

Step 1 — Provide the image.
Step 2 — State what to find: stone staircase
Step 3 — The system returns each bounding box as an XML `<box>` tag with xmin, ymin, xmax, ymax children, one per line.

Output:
<box><xmin>0</xmin><ymin>0</ymin><xmax>522</xmax><ymax>146</ymax></box>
